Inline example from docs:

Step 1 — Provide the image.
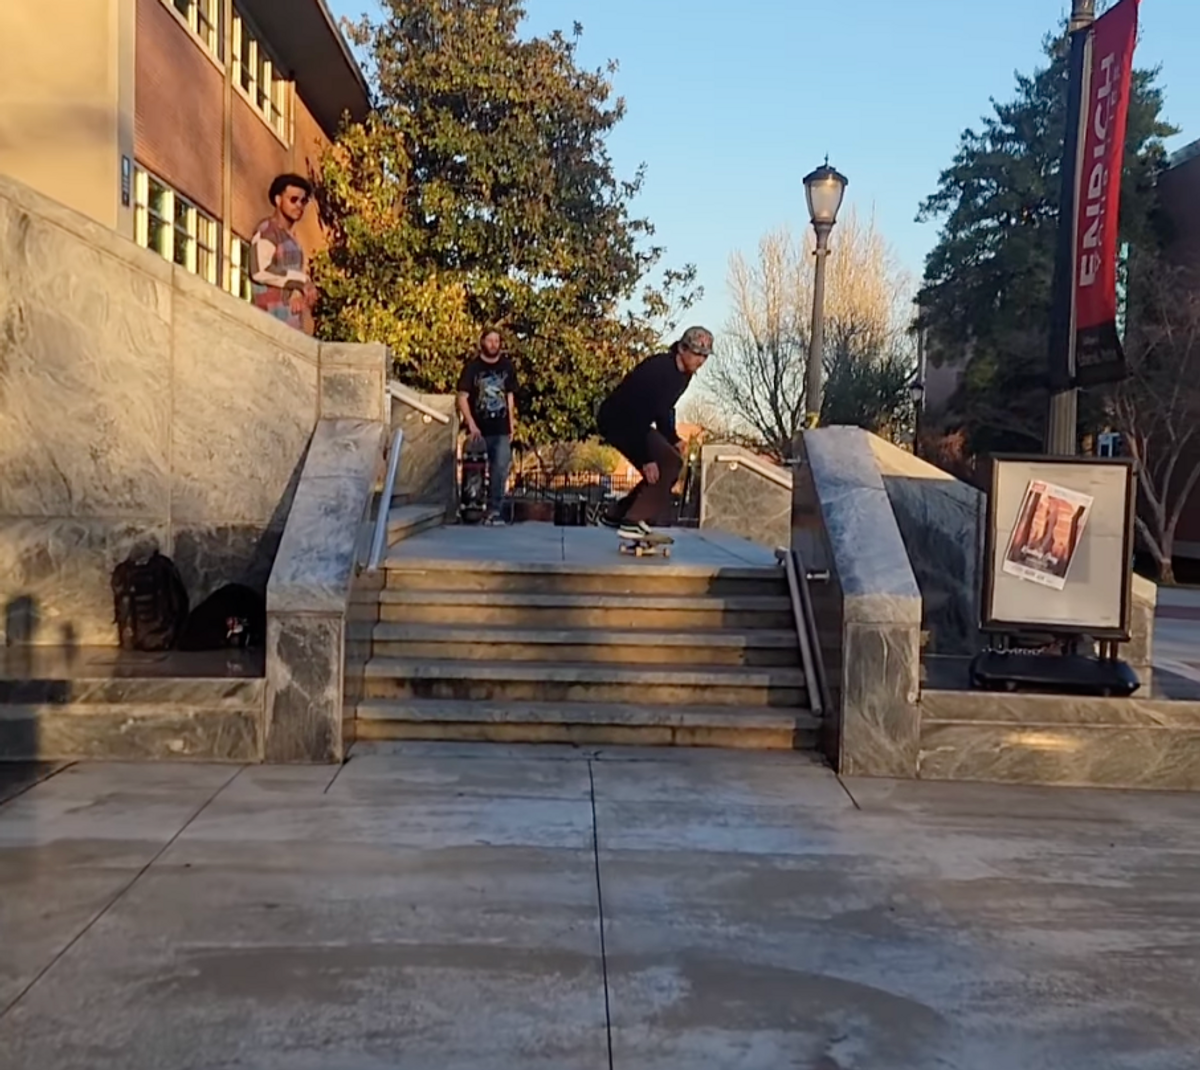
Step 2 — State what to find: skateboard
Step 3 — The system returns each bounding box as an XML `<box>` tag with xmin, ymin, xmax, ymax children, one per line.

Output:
<box><xmin>618</xmin><ymin>531</ymin><xmax>674</xmax><ymax>558</ymax></box>
<box><xmin>458</xmin><ymin>438</ymin><xmax>488</xmax><ymax>524</ymax></box>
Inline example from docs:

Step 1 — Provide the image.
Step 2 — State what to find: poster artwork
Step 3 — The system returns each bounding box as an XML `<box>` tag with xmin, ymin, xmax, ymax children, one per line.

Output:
<box><xmin>1002</xmin><ymin>480</ymin><xmax>1095</xmax><ymax>591</ymax></box>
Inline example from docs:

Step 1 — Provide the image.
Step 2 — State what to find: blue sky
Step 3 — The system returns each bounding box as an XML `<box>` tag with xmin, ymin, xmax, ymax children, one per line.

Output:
<box><xmin>329</xmin><ymin>0</ymin><xmax>1200</xmax><ymax>335</ymax></box>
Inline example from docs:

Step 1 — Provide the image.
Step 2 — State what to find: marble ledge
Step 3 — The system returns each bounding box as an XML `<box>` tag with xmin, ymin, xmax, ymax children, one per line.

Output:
<box><xmin>320</xmin><ymin>341</ymin><xmax>391</xmax><ymax>369</ymax></box>
<box><xmin>843</xmin><ymin>591</ymin><xmax>922</xmax><ymax>626</ymax></box>
<box><xmin>836</xmin><ymin>622</ymin><xmax>922</xmax><ymax>779</ymax></box>
<box><xmin>918</xmin><ymin>721</ymin><xmax>1200</xmax><ymax>791</ymax></box>
<box><xmin>267</xmin><ymin>477</ymin><xmax>373</xmax><ymax>615</ymax></box>
<box><xmin>921</xmin><ymin>688</ymin><xmax>1200</xmax><ymax>729</ymax></box>
<box><xmin>265</xmin><ymin>613</ymin><xmax>343</xmax><ymax>763</ymax></box>
<box><xmin>1</xmin><ymin>174</ymin><xmax>175</xmax><ymax>288</ymax></box>
<box><xmin>172</xmin><ymin>263</ymin><xmax>320</xmax><ymax>366</ymax></box>
<box><xmin>320</xmin><ymin>369</ymin><xmax>386</xmax><ymax>423</ymax></box>
<box><xmin>0</xmin><ymin>706</ymin><xmax>262</xmax><ymax>762</ymax></box>
<box><xmin>301</xmin><ymin>420</ymin><xmax>384</xmax><ymax>483</ymax></box>
<box><xmin>266</xmin><ymin>420</ymin><xmax>381</xmax><ymax>615</ymax></box>
<box><xmin>804</xmin><ymin>426</ymin><xmax>892</xmax><ymax>493</ymax></box>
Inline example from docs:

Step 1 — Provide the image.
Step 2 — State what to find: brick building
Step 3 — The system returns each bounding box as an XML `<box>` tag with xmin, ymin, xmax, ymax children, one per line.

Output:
<box><xmin>1157</xmin><ymin>139</ymin><xmax>1200</xmax><ymax>561</ymax></box>
<box><xmin>0</xmin><ymin>0</ymin><xmax>369</xmax><ymax>300</ymax></box>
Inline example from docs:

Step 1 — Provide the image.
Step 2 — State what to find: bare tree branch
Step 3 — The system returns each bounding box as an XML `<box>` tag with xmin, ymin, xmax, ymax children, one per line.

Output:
<box><xmin>1108</xmin><ymin>249</ymin><xmax>1200</xmax><ymax>583</ymax></box>
<box><xmin>707</xmin><ymin>211</ymin><xmax>916</xmax><ymax>459</ymax></box>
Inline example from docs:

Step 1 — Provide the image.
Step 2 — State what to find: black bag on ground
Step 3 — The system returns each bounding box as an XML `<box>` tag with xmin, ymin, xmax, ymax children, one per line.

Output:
<box><xmin>111</xmin><ymin>551</ymin><xmax>189</xmax><ymax>651</ymax></box>
<box><xmin>177</xmin><ymin>583</ymin><xmax>266</xmax><ymax>651</ymax></box>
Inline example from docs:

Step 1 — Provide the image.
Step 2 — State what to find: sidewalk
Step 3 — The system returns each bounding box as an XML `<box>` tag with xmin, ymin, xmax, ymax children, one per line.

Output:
<box><xmin>2</xmin><ymin>744</ymin><xmax>1199</xmax><ymax>1069</ymax></box>
<box><xmin>1154</xmin><ymin>585</ymin><xmax>1200</xmax><ymax>691</ymax></box>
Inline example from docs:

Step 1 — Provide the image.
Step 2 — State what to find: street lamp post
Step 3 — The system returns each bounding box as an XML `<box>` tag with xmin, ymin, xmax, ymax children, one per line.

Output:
<box><xmin>802</xmin><ymin>160</ymin><xmax>849</xmax><ymax>429</ymax></box>
<box><xmin>1045</xmin><ymin>0</ymin><xmax>1097</xmax><ymax>455</ymax></box>
<box><xmin>909</xmin><ymin>380</ymin><xmax>925</xmax><ymax>458</ymax></box>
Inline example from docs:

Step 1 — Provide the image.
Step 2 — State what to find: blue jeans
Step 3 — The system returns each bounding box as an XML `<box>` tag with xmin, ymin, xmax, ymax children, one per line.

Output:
<box><xmin>484</xmin><ymin>434</ymin><xmax>511</xmax><ymax>514</ymax></box>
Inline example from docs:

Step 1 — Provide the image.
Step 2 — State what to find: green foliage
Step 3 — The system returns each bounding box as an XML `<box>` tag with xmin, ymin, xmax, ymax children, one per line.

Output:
<box><xmin>916</xmin><ymin>24</ymin><xmax>1176</xmax><ymax>455</ymax></box>
<box><xmin>314</xmin><ymin>0</ymin><xmax>698</xmax><ymax>445</ymax></box>
<box><xmin>821</xmin><ymin>338</ymin><xmax>916</xmax><ymax>442</ymax></box>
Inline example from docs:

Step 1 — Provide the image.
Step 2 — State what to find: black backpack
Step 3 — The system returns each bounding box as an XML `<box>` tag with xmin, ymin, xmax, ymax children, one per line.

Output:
<box><xmin>111</xmin><ymin>552</ymin><xmax>190</xmax><ymax>652</ymax></box>
<box><xmin>177</xmin><ymin>583</ymin><xmax>266</xmax><ymax>651</ymax></box>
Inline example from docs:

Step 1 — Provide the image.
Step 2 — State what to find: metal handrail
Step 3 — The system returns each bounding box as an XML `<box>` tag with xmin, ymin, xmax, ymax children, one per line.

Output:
<box><xmin>795</xmin><ymin>550</ymin><xmax>832</xmax><ymax>715</ymax></box>
<box><xmin>715</xmin><ymin>453</ymin><xmax>793</xmax><ymax>490</ymax></box>
<box><xmin>777</xmin><ymin>547</ymin><xmax>823</xmax><ymax>718</ymax></box>
<box><xmin>367</xmin><ymin>427</ymin><xmax>404</xmax><ymax>571</ymax></box>
<box><xmin>387</xmin><ymin>380</ymin><xmax>451</xmax><ymax>424</ymax></box>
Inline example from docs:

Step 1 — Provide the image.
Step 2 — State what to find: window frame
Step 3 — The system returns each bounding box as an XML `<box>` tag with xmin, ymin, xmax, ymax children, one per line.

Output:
<box><xmin>228</xmin><ymin>235</ymin><xmax>253</xmax><ymax>302</ymax></box>
<box><xmin>163</xmin><ymin>0</ymin><xmax>223</xmax><ymax>62</ymax></box>
<box><xmin>232</xmin><ymin>6</ymin><xmax>291</xmax><ymax>144</ymax></box>
<box><xmin>133</xmin><ymin>167</ymin><xmax>221</xmax><ymax>286</ymax></box>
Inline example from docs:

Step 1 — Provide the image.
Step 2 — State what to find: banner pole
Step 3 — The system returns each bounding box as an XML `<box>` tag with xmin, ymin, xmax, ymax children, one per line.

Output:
<box><xmin>1045</xmin><ymin>0</ymin><xmax>1096</xmax><ymax>456</ymax></box>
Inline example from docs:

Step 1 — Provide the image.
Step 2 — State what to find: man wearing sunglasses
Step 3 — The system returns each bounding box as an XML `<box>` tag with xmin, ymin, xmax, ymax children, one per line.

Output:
<box><xmin>250</xmin><ymin>173</ymin><xmax>319</xmax><ymax>334</ymax></box>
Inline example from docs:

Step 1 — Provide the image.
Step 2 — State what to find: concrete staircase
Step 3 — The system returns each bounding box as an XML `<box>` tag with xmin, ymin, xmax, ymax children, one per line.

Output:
<box><xmin>347</xmin><ymin>558</ymin><xmax>818</xmax><ymax>750</ymax></box>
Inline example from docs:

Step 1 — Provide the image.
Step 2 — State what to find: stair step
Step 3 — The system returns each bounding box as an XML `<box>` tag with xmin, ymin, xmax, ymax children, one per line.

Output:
<box><xmin>387</xmin><ymin>504</ymin><xmax>444</xmax><ymax>544</ymax></box>
<box><xmin>368</xmin><ymin>623</ymin><xmax>801</xmax><ymax>666</ymax></box>
<box><xmin>371</xmin><ymin>590</ymin><xmax>794</xmax><ymax>629</ymax></box>
<box><xmin>382</xmin><ymin>561</ymin><xmax>786</xmax><ymax>597</ymax></box>
<box><xmin>353</xmin><ymin>698</ymin><xmax>819</xmax><ymax>751</ymax></box>
<box><xmin>361</xmin><ymin>656</ymin><xmax>806</xmax><ymax>706</ymax></box>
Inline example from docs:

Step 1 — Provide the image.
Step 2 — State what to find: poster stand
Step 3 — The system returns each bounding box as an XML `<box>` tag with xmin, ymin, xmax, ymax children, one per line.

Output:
<box><xmin>971</xmin><ymin>455</ymin><xmax>1140</xmax><ymax>697</ymax></box>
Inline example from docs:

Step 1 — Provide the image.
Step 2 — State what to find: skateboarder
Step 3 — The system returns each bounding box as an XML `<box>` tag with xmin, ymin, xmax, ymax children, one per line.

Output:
<box><xmin>596</xmin><ymin>326</ymin><xmax>712</xmax><ymax>540</ymax></box>
<box><xmin>457</xmin><ymin>330</ymin><xmax>518</xmax><ymax>524</ymax></box>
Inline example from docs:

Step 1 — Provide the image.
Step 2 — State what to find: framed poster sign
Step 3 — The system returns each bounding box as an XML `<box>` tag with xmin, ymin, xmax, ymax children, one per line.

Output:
<box><xmin>981</xmin><ymin>455</ymin><xmax>1135</xmax><ymax>640</ymax></box>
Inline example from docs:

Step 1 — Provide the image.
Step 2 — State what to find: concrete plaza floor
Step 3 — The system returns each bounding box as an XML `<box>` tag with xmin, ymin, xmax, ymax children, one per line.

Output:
<box><xmin>384</xmin><ymin>522</ymin><xmax>779</xmax><ymax>570</ymax></box>
<box><xmin>2</xmin><ymin>746</ymin><xmax>1199</xmax><ymax>1069</ymax></box>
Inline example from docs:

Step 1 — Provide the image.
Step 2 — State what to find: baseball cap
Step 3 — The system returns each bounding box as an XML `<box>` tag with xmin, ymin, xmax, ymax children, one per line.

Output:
<box><xmin>680</xmin><ymin>326</ymin><xmax>714</xmax><ymax>356</ymax></box>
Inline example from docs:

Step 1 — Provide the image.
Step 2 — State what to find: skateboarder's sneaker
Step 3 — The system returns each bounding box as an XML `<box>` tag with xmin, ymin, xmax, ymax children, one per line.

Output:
<box><xmin>619</xmin><ymin>521</ymin><xmax>672</xmax><ymax>544</ymax></box>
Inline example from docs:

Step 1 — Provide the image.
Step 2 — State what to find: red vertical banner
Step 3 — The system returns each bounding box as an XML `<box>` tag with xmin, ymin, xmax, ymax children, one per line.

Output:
<box><xmin>1074</xmin><ymin>0</ymin><xmax>1139</xmax><ymax>386</ymax></box>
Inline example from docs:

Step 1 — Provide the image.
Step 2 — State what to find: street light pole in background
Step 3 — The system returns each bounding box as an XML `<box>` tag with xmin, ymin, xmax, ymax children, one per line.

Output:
<box><xmin>1045</xmin><ymin>0</ymin><xmax>1097</xmax><ymax>455</ymax></box>
<box><xmin>802</xmin><ymin>161</ymin><xmax>849</xmax><ymax>429</ymax></box>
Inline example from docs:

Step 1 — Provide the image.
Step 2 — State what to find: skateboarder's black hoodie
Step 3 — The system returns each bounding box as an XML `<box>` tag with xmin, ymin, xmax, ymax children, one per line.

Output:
<box><xmin>596</xmin><ymin>348</ymin><xmax>691</xmax><ymax>465</ymax></box>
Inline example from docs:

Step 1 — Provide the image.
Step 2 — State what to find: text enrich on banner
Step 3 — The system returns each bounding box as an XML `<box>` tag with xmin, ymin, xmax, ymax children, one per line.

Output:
<box><xmin>1074</xmin><ymin>0</ymin><xmax>1139</xmax><ymax>387</ymax></box>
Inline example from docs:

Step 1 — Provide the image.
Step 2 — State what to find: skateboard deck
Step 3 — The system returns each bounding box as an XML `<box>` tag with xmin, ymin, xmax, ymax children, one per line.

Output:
<box><xmin>618</xmin><ymin>532</ymin><xmax>673</xmax><ymax>558</ymax></box>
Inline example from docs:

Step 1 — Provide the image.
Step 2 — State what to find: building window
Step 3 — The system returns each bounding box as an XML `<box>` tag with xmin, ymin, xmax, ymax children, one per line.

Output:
<box><xmin>170</xmin><ymin>0</ymin><xmax>222</xmax><ymax>58</ymax></box>
<box><xmin>229</xmin><ymin>236</ymin><xmax>253</xmax><ymax>301</ymax></box>
<box><xmin>133</xmin><ymin>168</ymin><xmax>220</xmax><ymax>286</ymax></box>
<box><xmin>233</xmin><ymin>8</ymin><xmax>289</xmax><ymax>140</ymax></box>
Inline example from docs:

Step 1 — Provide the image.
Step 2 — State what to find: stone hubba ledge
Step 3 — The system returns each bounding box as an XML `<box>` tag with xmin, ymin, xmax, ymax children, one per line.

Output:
<box><xmin>1128</xmin><ymin>574</ymin><xmax>1157</xmax><ymax>690</ymax></box>
<box><xmin>868</xmin><ymin>435</ymin><xmax>984</xmax><ymax>655</ymax></box>
<box><xmin>265</xmin><ymin>419</ymin><xmax>385</xmax><ymax>763</ymax></box>
<box><xmin>805</xmin><ymin>426</ymin><xmax>923</xmax><ymax>779</ymax></box>
<box><xmin>268</xmin><ymin>420</ymin><xmax>383</xmax><ymax>614</ymax></box>
<box><xmin>805</xmin><ymin>429</ymin><xmax>922</xmax><ymax>626</ymax></box>
<box><xmin>320</xmin><ymin>342</ymin><xmax>389</xmax><ymax>423</ymax></box>
<box><xmin>391</xmin><ymin>392</ymin><xmax>458</xmax><ymax>509</ymax></box>
<box><xmin>699</xmin><ymin>444</ymin><xmax>792</xmax><ymax>550</ymax></box>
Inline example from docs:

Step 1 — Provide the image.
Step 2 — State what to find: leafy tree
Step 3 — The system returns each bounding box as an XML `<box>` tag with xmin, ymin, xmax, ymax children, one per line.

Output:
<box><xmin>1109</xmin><ymin>250</ymin><xmax>1200</xmax><ymax>584</ymax></box>
<box><xmin>704</xmin><ymin>212</ymin><xmax>916</xmax><ymax>460</ymax></box>
<box><xmin>916</xmin><ymin>23</ymin><xmax>1176</xmax><ymax>455</ymax></box>
<box><xmin>314</xmin><ymin>0</ymin><xmax>698</xmax><ymax>445</ymax></box>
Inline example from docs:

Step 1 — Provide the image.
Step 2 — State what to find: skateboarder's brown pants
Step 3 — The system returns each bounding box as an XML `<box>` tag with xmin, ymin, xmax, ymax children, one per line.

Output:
<box><xmin>619</xmin><ymin>430</ymin><xmax>682</xmax><ymax>525</ymax></box>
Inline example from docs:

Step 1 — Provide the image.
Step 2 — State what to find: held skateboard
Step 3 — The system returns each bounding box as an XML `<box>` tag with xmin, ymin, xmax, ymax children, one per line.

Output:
<box><xmin>618</xmin><ymin>531</ymin><xmax>674</xmax><ymax>559</ymax></box>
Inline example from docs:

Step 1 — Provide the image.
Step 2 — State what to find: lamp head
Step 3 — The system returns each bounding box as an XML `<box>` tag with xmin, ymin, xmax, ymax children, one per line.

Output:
<box><xmin>803</xmin><ymin>159</ymin><xmax>849</xmax><ymax>228</ymax></box>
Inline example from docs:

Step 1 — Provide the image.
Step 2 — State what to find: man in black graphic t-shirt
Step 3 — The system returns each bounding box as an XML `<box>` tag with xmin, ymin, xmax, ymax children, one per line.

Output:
<box><xmin>456</xmin><ymin>330</ymin><xmax>519</xmax><ymax>523</ymax></box>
